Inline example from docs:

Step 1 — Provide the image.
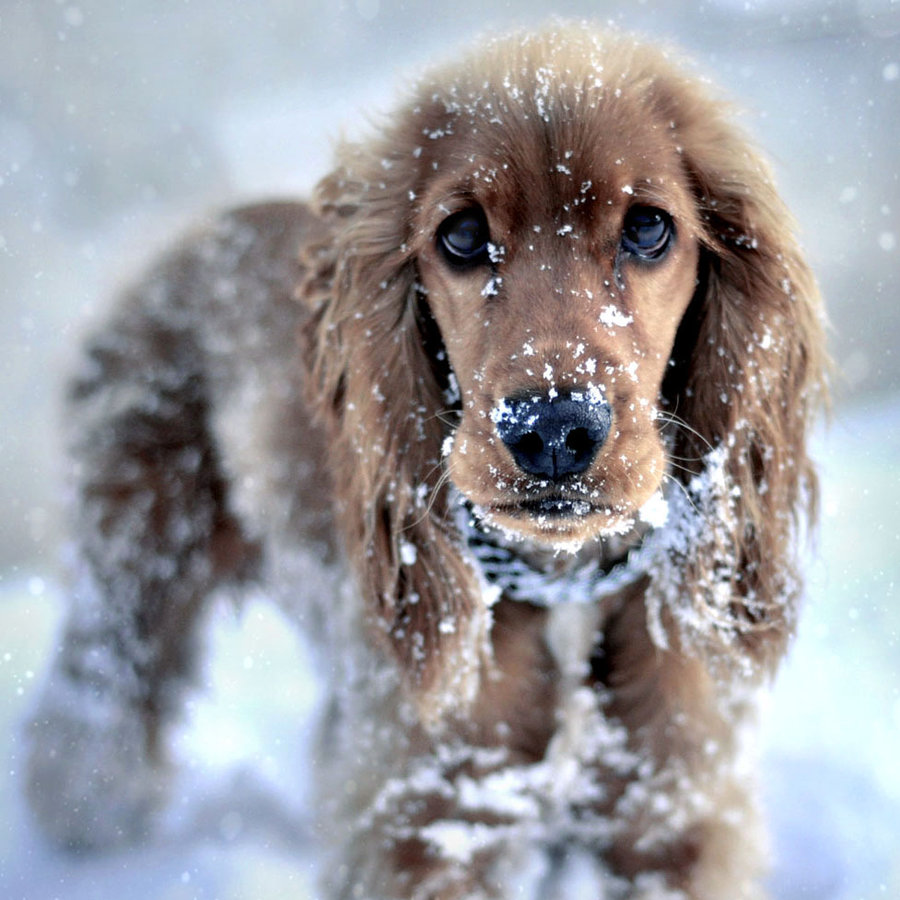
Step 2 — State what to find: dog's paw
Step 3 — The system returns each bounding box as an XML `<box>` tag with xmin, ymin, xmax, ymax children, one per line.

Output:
<box><xmin>25</xmin><ymin>699</ymin><xmax>167</xmax><ymax>850</ymax></box>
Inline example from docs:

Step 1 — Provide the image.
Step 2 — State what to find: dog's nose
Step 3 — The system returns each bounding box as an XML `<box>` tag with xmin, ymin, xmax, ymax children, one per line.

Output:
<box><xmin>493</xmin><ymin>392</ymin><xmax>612</xmax><ymax>482</ymax></box>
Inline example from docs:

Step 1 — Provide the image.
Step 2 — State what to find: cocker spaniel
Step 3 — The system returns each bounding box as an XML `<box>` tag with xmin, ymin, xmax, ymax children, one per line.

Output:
<box><xmin>27</xmin><ymin>24</ymin><xmax>827</xmax><ymax>900</ymax></box>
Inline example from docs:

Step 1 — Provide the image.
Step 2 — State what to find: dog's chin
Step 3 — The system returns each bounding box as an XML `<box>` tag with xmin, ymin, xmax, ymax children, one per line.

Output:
<box><xmin>474</xmin><ymin>497</ymin><xmax>640</xmax><ymax>551</ymax></box>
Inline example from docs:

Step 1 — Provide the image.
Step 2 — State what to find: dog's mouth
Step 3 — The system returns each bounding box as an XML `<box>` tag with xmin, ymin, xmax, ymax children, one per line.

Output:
<box><xmin>516</xmin><ymin>496</ymin><xmax>598</xmax><ymax>518</ymax></box>
<box><xmin>472</xmin><ymin>490</ymin><xmax>640</xmax><ymax>550</ymax></box>
<box><xmin>489</xmin><ymin>490</ymin><xmax>631</xmax><ymax>531</ymax></box>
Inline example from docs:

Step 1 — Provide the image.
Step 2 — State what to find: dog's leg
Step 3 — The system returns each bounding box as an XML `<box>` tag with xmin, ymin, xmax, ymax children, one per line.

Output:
<box><xmin>25</xmin><ymin>251</ymin><xmax>253</xmax><ymax>849</ymax></box>
<box><xmin>322</xmin><ymin>725</ymin><xmax>549</xmax><ymax>900</ymax></box>
<box><xmin>586</xmin><ymin>588</ymin><xmax>770</xmax><ymax>900</ymax></box>
<box><xmin>316</xmin><ymin>601</ymin><xmax>559</xmax><ymax>900</ymax></box>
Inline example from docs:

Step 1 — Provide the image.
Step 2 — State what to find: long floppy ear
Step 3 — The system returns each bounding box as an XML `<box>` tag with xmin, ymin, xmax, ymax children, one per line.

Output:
<box><xmin>653</xmin><ymin>74</ymin><xmax>829</xmax><ymax>672</ymax></box>
<box><xmin>298</xmin><ymin>134</ymin><xmax>489</xmax><ymax>722</ymax></box>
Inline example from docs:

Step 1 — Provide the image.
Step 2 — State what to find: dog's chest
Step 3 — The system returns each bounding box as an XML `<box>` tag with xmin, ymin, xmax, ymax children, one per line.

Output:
<box><xmin>543</xmin><ymin>601</ymin><xmax>606</xmax><ymax>683</ymax></box>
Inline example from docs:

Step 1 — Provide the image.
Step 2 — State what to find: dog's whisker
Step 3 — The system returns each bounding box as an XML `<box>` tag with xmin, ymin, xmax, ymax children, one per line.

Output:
<box><xmin>656</xmin><ymin>410</ymin><xmax>714</xmax><ymax>453</ymax></box>
<box><xmin>664</xmin><ymin>456</ymin><xmax>705</xmax><ymax>475</ymax></box>
<box><xmin>660</xmin><ymin>471</ymin><xmax>702</xmax><ymax>519</ymax></box>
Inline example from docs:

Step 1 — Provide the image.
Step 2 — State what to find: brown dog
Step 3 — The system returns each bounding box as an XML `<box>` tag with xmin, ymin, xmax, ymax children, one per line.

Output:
<box><xmin>27</xmin><ymin>24</ymin><xmax>827</xmax><ymax>899</ymax></box>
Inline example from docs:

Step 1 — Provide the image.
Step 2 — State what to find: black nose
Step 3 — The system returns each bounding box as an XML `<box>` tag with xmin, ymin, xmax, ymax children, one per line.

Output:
<box><xmin>493</xmin><ymin>392</ymin><xmax>612</xmax><ymax>482</ymax></box>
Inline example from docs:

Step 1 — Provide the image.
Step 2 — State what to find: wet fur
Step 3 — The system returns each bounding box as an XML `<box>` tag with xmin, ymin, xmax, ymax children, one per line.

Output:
<box><xmin>27</xmin><ymin>26</ymin><xmax>826</xmax><ymax>900</ymax></box>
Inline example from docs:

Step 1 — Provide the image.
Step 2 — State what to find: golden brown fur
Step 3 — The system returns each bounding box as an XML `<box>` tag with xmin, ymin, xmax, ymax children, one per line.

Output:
<box><xmin>27</xmin><ymin>25</ymin><xmax>826</xmax><ymax>900</ymax></box>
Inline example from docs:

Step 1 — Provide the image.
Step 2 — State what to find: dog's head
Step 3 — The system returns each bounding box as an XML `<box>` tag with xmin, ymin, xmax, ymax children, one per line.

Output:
<box><xmin>304</xmin><ymin>26</ymin><xmax>826</xmax><ymax>703</ymax></box>
<box><xmin>408</xmin><ymin>44</ymin><xmax>707</xmax><ymax>546</ymax></box>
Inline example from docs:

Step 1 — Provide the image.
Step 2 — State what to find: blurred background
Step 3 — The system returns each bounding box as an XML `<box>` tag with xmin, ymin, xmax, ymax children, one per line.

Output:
<box><xmin>1</xmin><ymin>0</ymin><xmax>898</xmax><ymax>897</ymax></box>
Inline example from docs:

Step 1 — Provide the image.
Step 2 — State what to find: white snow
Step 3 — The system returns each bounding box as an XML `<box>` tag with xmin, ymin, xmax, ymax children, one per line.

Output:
<box><xmin>399</xmin><ymin>539</ymin><xmax>418</xmax><ymax>566</ymax></box>
<box><xmin>638</xmin><ymin>490</ymin><xmax>669</xmax><ymax>529</ymax></box>
<box><xmin>599</xmin><ymin>305</ymin><xmax>633</xmax><ymax>328</ymax></box>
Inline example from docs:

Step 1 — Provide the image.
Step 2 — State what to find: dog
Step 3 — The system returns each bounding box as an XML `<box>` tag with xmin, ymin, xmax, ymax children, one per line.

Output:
<box><xmin>27</xmin><ymin>23</ymin><xmax>827</xmax><ymax>899</ymax></box>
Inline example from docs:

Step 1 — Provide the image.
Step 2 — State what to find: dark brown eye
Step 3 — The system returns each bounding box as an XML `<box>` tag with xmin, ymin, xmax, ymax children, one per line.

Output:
<box><xmin>621</xmin><ymin>206</ymin><xmax>674</xmax><ymax>261</ymax></box>
<box><xmin>437</xmin><ymin>207</ymin><xmax>490</xmax><ymax>267</ymax></box>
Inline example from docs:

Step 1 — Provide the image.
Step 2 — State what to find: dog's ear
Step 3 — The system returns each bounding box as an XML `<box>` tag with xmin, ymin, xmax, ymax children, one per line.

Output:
<box><xmin>299</xmin><ymin>143</ymin><xmax>489</xmax><ymax>723</ymax></box>
<box><xmin>656</xmin><ymin>78</ymin><xmax>829</xmax><ymax>668</ymax></box>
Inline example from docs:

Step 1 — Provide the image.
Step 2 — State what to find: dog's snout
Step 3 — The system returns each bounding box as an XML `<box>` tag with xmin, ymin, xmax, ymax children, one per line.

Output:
<box><xmin>493</xmin><ymin>392</ymin><xmax>612</xmax><ymax>482</ymax></box>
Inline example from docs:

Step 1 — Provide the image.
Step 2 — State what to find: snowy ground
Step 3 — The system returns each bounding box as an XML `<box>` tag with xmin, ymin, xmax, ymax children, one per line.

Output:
<box><xmin>1</xmin><ymin>399</ymin><xmax>898</xmax><ymax>899</ymax></box>
<box><xmin>2</xmin><ymin>1</ymin><xmax>899</xmax><ymax>897</ymax></box>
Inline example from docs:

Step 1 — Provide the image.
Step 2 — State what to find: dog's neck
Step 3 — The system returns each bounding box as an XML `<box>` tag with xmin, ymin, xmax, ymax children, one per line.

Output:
<box><xmin>455</xmin><ymin>499</ymin><xmax>651</xmax><ymax>607</ymax></box>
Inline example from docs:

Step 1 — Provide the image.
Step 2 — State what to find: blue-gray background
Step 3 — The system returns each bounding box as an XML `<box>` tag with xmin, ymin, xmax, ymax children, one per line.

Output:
<box><xmin>1</xmin><ymin>1</ymin><xmax>898</xmax><ymax>897</ymax></box>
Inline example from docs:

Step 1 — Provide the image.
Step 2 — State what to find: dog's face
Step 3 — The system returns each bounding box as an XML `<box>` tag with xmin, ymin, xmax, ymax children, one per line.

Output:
<box><xmin>408</xmin><ymin>76</ymin><xmax>703</xmax><ymax>547</ymax></box>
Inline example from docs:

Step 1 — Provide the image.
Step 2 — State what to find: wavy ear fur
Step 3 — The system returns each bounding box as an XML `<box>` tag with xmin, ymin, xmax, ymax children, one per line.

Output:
<box><xmin>655</xmin><ymin>72</ymin><xmax>828</xmax><ymax>670</ymax></box>
<box><xmin>299</xmin><ymin>134</ymin><xmax>488</xmax><ymax>721</ymax></box>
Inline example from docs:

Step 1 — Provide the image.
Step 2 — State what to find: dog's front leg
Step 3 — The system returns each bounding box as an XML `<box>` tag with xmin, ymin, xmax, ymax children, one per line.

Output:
<box><xmin>317</xmin><ymin>600</ymin><xmax>559</xmax><ymax>900</ymax></box>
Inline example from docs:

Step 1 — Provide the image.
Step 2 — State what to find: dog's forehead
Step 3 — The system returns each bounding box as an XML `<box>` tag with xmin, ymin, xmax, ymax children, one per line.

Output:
<box><xmin>410</xmin><ymin>60</ymin><xmax>692</xmax><ymax>222</ymax></box>
<box><xmin>411</xmin><ymin>96</ymin><xmax>691</xmax><ymax>240</ymax></box>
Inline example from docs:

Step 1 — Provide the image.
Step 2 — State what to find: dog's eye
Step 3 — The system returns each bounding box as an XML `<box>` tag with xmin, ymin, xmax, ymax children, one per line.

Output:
<box><xmin>437</xmin><ymin>207</ymin><xmax>490</xmax><ymax>267</ymax></box>
<box><xmin>621</xmin><ymin>206</ymin><xmax>673</xmax><ymax>261</ymax></box>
